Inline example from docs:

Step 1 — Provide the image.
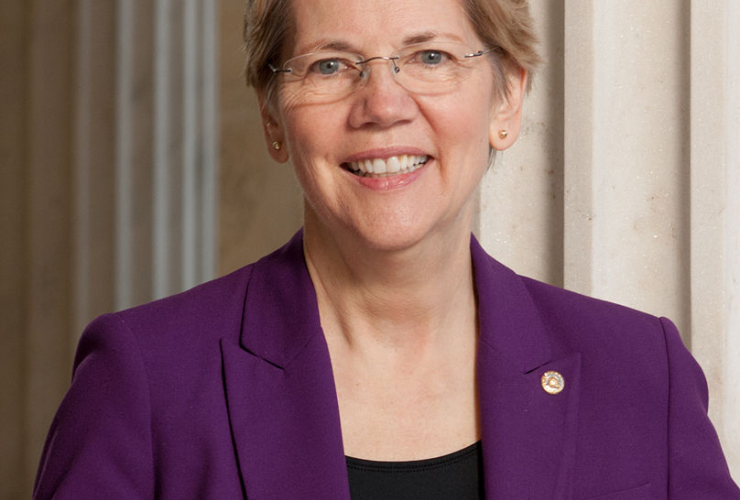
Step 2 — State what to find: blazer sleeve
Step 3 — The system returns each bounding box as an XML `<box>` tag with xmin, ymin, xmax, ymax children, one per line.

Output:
<box><xmin>33</xmin><ymin>314</ymin><xmax>155</xmax><ymax>500</ymax></box>
<box><xmin>662</xmin><ymin>317</ymin><xmax>740</xmax><ymax>498</ymax></box>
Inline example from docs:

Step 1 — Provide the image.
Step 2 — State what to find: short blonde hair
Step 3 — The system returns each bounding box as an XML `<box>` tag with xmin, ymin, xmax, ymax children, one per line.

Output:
<box><xmin>243</xmin><ymin>0</ymin><xmax>541</xmax><ymax>101</ymax></box>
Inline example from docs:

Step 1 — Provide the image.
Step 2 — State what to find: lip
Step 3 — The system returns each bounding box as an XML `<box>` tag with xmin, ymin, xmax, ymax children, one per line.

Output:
<box><xmin>351</xmin><ymin>158</ymin><xmax>432</xmax><ymax>191</ymax></box>
<box><xmin>339</xmin><ymin>146</ymin><xmax>433</xmax><ymax>190</ymax></box>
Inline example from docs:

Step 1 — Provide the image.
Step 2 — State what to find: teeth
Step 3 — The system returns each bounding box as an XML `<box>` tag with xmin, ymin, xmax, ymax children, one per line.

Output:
<box><xmin>399</xmin><ymin>155</ymin><xmax>408</xmax><ymax>170</ymax></box>
<box><xmin>373</xmin><ymin>158</ymin><xmax>386</xmax><ymax>174</ymax></box>
<box><xmin>347</xmin><ymin>155</ymin><xmax>428</xmax><ymax>177</ymax></box>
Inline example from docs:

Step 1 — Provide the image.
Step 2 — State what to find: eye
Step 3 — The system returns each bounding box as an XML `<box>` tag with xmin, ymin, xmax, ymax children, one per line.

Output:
<box><xmin>418</xmin><ymin>49</ymin><xmax>448</xmax><ymax>66</ymax></box>
<box><xmin>308</xmin><ymin>58</ymin><xmax>353</xmax><ymax>76</ymax></box>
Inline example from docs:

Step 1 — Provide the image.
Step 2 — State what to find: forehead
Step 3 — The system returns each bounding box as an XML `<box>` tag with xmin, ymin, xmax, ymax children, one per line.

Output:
<box><xmin>288</xmin><ymin>0</ymin><xmax>476</xmax><ymax>54</ymax></box>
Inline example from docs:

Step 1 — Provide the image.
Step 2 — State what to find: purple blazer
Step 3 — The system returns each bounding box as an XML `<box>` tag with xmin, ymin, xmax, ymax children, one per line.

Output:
<box><xmin>34</xmin><ymin>230</ymin><xmax>739</xmax><ymax>499</ymax></box>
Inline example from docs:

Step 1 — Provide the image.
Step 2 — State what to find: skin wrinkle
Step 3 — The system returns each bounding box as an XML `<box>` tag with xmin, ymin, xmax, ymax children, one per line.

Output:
<box><xmin>265</xmin><ymin>3</ymin><xmax>524</xmax><ymax>336</ymax></box>
<box><xmin>303</xmin><ymin>207</ymin><xmax>476</xmax><ymax>348</ymax></box>
<box><xmin>289</xmin><ymin>31</ymin><xmax>469</xmax><ymax>59</ymax></box>
<box><xmin>244</xmin><ymin>0</ymin><xmax>542</xmax><ymax>108</ymax></box>
<box><xmin>258</xmin><ymin>0</ymin><xmax>525</xmax><ymax>461</ymax></box>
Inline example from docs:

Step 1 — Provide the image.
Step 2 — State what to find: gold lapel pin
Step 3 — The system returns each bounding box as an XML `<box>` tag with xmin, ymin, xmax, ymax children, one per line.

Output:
<box><xmin>541</xmin><ymin>371</ymin><xmax>565</xmax><ymax>395</ymax></box>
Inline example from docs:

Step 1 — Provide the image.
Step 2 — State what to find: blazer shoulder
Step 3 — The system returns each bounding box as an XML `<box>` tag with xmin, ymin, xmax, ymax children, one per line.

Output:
<box><xmin>517</xmin><ymin>274</ymin><xmax>672</xmax><ymax>362</ymax></box>
<box><xmin>520</xmin><ymin>275</ymin><xmax>659</xmax><ymax>322</ymax></box>
<box><xmin>97</xmin><ymin>264</ymin><xmax>256</xmax><ymax>352</ymax></box>
<box><xmin>126</xmin><ymin>263</ymin><xmax>253</xmax><ymax>315</ymax></box>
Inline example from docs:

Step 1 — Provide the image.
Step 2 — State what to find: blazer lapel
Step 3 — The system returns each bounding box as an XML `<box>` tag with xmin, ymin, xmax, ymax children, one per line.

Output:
<box><xmin>221</xmin><ymin>231</ymin><xmax>350</xmax><ymax>499</ymax></box>
<box><xmin>472</xmin><ymin>237</ymin><xmax>581</xmax><ymax>500</ymax></box>
<box><xmin>221</xmin><ymin>232</ymin><xmax>580</xmax><ymax>499</ymax></box>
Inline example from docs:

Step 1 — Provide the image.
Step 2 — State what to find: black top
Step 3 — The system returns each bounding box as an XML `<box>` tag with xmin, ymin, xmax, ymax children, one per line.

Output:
<box><xmin>346</xmin><ymin>441</ymin><xmax>484</xmax><ymax>500</ymax></box>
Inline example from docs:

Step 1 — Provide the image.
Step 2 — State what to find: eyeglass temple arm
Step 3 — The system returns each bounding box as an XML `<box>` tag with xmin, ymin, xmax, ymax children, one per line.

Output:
<box><xmin>464</xmin><ymin>48</ymin><xmax>495</xmax><ymax>59</ymax></box>
<box><xmin>268</xmin><ymin>63</ymin><xmax>292</xmax><ymax>74</ymax></box>
<box><xmin>465</xmin><ymin>45</ymin><xmax>502</xmax><ymax>59</ymax></box>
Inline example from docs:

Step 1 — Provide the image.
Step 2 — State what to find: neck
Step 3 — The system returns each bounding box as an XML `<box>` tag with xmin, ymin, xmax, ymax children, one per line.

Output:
<box><xmin>303</xmin><ymin>207</ymin><xmax>477</xmax><ymax>353</ymax></box>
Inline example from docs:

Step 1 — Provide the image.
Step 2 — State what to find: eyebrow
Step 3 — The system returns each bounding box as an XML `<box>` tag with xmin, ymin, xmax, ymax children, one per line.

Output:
<box><xmin>403</xmin><ymin>31</ymin><xmax>440</xmax><ymax>45</ymax></box>
<box><xmin>404</xmin><ymin>31</ymin><xmax>467</xmax><ymax>45</ymax></box>
<box><xmin>294</xmin><ymin>31</ymin><xmax>466</xmax><ymax>56</ymax></box>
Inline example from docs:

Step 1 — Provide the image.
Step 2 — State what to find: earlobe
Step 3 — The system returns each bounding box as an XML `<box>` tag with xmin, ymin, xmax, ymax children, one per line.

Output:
<box><xmin>258</xmin><ymin>92</ymin><xmax>290</xmax><ymax>163</ymax></box>
<box><xmin>489</xmin><ymin>69</ymin><xmax>527</xmax><ymax>151</ymax></box>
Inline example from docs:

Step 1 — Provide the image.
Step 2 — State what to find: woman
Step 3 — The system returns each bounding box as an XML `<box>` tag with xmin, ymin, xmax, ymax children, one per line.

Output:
<box><xmin>34</xmin><ymin>0</ymin><xmax>739</xmax><ymax>498</ymax></box>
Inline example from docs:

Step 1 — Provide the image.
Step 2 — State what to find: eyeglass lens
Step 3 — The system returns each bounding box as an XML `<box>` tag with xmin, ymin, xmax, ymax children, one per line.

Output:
<box><xmin>275</xmin><ymin>42</ymin><xmax>491</xmax><ymax>103</ymax></box>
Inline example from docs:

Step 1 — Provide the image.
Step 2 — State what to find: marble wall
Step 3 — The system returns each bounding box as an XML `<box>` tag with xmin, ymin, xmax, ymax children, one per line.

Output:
<box><xmin>476</xmin><ymin>0</ymin><xmax>740</xmax><ymax>477</ymax></box>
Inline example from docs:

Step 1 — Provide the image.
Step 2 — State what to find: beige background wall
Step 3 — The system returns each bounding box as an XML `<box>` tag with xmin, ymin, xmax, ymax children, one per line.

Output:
<box><xmin>1</xmin><ymin>0</ymin><xmax>738</xmax><ymax>497</ymax></box>
<box><xmin>219</xmin><ymin>0</ymin><xmax>302</xmax><ymax>275</ymax></box>
<box><xmin>0</xmin><ymin>0</ymin><xmax>218</xmax><ymax>497</ymax></box>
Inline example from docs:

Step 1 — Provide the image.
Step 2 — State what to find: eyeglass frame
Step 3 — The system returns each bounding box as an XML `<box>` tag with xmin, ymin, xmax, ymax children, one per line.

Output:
<box><xmin>266</xmin><ymin>42</ymin><xmax>499</xmax><ymax>93</ymax></box>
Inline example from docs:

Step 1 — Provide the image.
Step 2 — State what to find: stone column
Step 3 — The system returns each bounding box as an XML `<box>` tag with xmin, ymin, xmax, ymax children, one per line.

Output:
<box><xmin>689</xmin><ymin>0</ymin><xmax>740</xmax><ymax>474</ymax></box>
<box><xmin>0</xmin><ymin>0</ymin><xmax>219</xmax><ymax>495</ymax></box>
<box><xmin>476</xmin><ymin>0</ymin><xmax>739</xmax><ymax>477</ymax></box>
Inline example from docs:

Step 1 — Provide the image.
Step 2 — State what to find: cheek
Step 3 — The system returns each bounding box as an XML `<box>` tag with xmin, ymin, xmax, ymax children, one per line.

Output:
<box><xmin>431</xmin><ymin>95</ymin><xmax>494</xmax><ymax>166</ymax></box>
<box><xmin>433</xmin><ymin>78</ymin><xmax>496</xmax><ymax>138</ymax></box>
<box><xmin>282</xmin><ymin>121</ymin><xmax>322</xmax><ymax>174</ymax></box>
<box><xmin>281</xmin><ymin>103</ymin><xmax>339</xmax><ymax>162</ymax></box>
<box><xmin>279</xmin><ymin>108</ymin><xmax>343</xmax><ymax>209</ymax></box>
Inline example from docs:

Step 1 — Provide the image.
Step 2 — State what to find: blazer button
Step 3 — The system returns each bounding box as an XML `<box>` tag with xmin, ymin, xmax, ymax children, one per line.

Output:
<box><xmin>541</xmin><ymin>371</ymin><xmax>565</xmax><ymax>395</ymax></box>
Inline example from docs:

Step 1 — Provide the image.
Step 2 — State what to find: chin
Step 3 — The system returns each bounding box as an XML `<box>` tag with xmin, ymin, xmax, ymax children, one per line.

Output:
<box><xmin>345</xmin><ymin>218</ymin><xmax>448</xmax><ymax>255</ymax></box>
<box><xmin>358</xmin><ymin>233</ymin><xmax>424</xmax><ymax>254</ymax></box>
<box><xmin>307</xmin><ymin>200</ymin><xmax>469</xmax><ymax>255</ymax></box>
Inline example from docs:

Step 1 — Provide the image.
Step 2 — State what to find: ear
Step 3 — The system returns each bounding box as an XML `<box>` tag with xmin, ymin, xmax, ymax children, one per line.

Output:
<box><xmin>258</xmin><ymin>91</ymin><xmax>290</xmax><ymax>163</ymax></box>
<box><xmin>489</xmin><ymin>68</ymin><xmax>527</xmax><ymax>151</ymax></box>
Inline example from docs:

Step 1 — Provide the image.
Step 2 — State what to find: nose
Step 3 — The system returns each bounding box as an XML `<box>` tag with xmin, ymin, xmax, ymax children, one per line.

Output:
<box><xmin>347</xmin><ymin>58</ymin><xmax>418</xmax><ymax>129</ymax></box>
<box><xmin>356</xmin><ymin>56</ymin><xmax>401</xmax><ymax>79</ymax></box>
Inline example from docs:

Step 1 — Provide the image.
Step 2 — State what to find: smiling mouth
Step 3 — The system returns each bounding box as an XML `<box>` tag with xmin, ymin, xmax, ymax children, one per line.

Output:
<box><xmin>342</xmin><ymin>155</ymin><xmax>429</xmax><ymax>178</ymax></box>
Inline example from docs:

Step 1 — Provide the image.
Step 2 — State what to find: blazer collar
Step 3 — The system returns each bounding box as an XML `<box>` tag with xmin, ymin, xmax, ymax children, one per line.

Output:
<box><xmin>470</xmin><ymin>235</ymin><xmax>552</xmax><ymax>372</ymax></box>
<box><xmin>223</xmin><ymin>230</ymin><xmax>350</xmax><ymax>498</ymax></box>
<box><xmin>239</xmin><ymin>229</ymin><xmax>322</xmax><ymax>368</ymax></box>
<box><xmin>240</xmin><ymin>231</ymin><xmax>556</xmax><ymax>371</ymax></box>
<box><xmin>224</xmin><ymin>231</ymin><xmax>580</xmax><ymax>499</ymax></box>
<box><xmin>472</xmin><ymin>236</ymin><xmax>581</xmax><ymax>499</ymax></box>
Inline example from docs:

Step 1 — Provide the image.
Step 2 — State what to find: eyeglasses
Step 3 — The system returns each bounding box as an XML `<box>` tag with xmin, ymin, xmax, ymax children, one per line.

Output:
<box><xmin>268</xmin><ymin>41</ymin><xmax>497</xmax><ymax>103</ymax></box>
